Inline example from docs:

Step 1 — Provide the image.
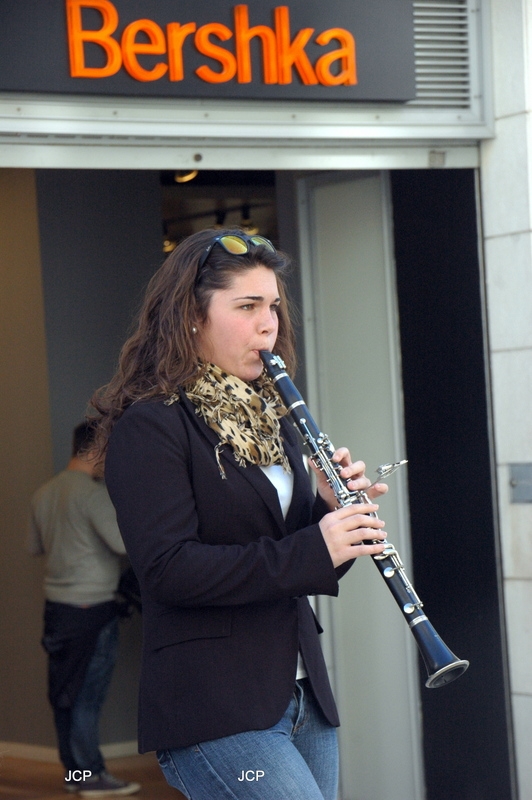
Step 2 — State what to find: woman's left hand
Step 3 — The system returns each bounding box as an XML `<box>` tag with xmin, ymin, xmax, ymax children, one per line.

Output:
<box><xmin>310</xmin><ymin>447</ymin><xmax>388</xmax><ymax>511</ymax></box>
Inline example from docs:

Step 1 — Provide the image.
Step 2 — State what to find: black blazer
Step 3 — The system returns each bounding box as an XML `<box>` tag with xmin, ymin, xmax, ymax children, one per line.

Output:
<box><xmin>105</xmin><ymin>391</ymin><xmax>351</xmax><ymax>752</ymax></box>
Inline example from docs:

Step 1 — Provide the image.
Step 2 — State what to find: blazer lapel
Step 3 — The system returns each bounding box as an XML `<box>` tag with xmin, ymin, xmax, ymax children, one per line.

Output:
<box><xmin>281</xmin><ymin>418</ymin><xmax>314</xmax><ymax>534</ymax></box>
<box><xmin>178</xmin><ymin>391</ymin><xmax>289</xmax><ymax>533</ymax></box>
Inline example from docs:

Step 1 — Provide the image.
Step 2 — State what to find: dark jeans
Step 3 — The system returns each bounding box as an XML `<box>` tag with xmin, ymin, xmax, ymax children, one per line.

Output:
<box><xmin>52</xmin><ymin>616</ymin><xmax>119</xmax><ymax>775</ymax></box>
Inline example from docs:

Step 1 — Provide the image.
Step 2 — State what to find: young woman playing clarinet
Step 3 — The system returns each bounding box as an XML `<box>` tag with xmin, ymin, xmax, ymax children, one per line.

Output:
<box><xmin>91</xmin><ymin>228</ymin><xmax>388</xmax><ymax>800</ymax></box>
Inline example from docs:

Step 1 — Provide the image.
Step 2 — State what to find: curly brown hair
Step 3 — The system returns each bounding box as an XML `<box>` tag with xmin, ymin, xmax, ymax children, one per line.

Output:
<box><xmin>90</xmin><ymin>228</ymin><xmax>297</xmax><ymax>459</ymax></box>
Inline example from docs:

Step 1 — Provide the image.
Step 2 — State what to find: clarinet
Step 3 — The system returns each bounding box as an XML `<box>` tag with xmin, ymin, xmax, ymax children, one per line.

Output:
<box><xmin>260</xmin><ymin>351</ymin><xmax>469</xmax><ymax>688</ymax></box>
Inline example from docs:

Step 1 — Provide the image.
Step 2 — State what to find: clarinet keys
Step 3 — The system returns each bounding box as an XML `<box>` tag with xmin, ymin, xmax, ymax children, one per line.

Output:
<box><xmin>258</xmin><ymin>350</ymin><xmax>469</xmax><ymax>689</ymax></box>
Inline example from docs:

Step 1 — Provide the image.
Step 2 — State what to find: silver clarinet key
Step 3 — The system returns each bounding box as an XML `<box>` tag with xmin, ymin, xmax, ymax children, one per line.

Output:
<box><xmin>368</xmin><ymin>459</ymin><xmax>408</xmax><ymax>488</ymax></box>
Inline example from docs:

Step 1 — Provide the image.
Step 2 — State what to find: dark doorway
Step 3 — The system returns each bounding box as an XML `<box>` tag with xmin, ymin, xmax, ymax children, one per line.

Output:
<box><xmin>391</xmin><ymin>169</ymin><xmax>516</xmax><ymax>800</ymax></box>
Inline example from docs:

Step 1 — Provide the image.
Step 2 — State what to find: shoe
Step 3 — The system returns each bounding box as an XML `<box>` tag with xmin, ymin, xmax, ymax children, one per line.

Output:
<box><xmin>64</xmin><ymin>779</ymin><xmax>79</xmax><ymax>793</ymax></box>
<box><xmin>77</xmin><ymin>771</ymin><xmax>141</xmax><ymax>797</ymax></box>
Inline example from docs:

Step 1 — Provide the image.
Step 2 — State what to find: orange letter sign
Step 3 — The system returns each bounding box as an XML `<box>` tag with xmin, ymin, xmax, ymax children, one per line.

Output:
<box><xmin>195</xmin><ymin>23</ymin><xmax>237</xmax><ymax>83</ymax></box>
<box><xmin>65</xmin><ymin>2</ymin><xmax>358</xmax><ymax>90</ymax></box>
<box><xmin>315</xmin><ymin>28</ymin><xmax>356</xmax><ymax>86</ymax></box>
<box><xmin>234</xmin><ymin>5</ymin><xmax>278</xmax><ymax>84</ymax></box>
<box><xmin>274</xmin><ymin>6</ymin><xmax>317</xmax><ymax>85</ymax></box>
<box><xmin>66</xmin><ymin>0</ymin><xmax>122</xmax><ymax>78</ymax></box>
<box><xmin>167</xmin><ymin>22</ymin><xmax>197</xmax><ymax>81</ymax></box>
<box><xmin>121</xmin><ymin>18</ymin><xmax>168</xmax><ymax>82</ymax></box>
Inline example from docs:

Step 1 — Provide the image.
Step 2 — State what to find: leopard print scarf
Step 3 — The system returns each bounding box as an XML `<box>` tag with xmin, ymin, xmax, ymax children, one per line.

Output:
<box><xmin>167</xmin><ymin>363</ymin><xmax>291</xmax><ymax>479</ymax></box>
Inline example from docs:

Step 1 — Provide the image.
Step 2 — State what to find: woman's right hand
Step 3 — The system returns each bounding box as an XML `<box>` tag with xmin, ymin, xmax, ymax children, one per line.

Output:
<box><xmin>319</xmin><ymin>503</ymin><xmax>387</xmax><ymax>568</ymax></box>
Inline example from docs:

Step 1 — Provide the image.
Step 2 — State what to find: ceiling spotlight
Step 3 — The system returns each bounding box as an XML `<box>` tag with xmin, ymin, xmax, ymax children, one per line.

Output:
<box><xmin>174</xmin><ymin>169</ymin><xmax>199</xmax><ymax>184</ymax></box>
<box><xmin>163</xmin><ymin>238</ymin><xmax>177</xmax><ymax>253</ymax></box>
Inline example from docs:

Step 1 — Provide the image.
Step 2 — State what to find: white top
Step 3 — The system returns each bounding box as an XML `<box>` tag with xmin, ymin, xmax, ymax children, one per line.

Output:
<box><xmin>259</xmin><ymin>464</ymin><xmax>294</xmax><ymax>518</ymax></box>
<box><xmin>260</xmin><ymin>463</ymin><xmax>307</xmax><ymax>679</ymax></box>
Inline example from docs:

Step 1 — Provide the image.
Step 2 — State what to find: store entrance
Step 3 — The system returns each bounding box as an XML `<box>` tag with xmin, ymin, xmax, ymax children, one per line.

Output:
<box><xmin>0</xmin><ymin>166</ymin><xmax>514</xmax><ymax>800</ymax></box>
<box><xmin>7</xmin><ymin>166</ymin><xmax>421</xmax><ymax>798</ymax></box>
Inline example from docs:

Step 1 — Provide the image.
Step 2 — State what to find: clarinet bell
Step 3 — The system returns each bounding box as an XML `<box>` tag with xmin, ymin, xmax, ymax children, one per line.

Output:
<box><xmin>412</xmin><ymin>618</ymin><xmax>469</xmax><ymax>688</ymax></box>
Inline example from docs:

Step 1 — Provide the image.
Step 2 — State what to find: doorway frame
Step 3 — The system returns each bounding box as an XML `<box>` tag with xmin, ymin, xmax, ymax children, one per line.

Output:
<box><xmin>295</xmin><ymin>169</ymin><xmax>424</xmax><ymax>800</ymax></box>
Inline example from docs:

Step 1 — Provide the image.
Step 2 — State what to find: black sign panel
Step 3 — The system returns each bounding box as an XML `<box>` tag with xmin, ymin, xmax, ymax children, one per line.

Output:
<box><xmin>0</xmin><ymin>0</ymin><xmax>416</xmax><ymax>102</ymax></box>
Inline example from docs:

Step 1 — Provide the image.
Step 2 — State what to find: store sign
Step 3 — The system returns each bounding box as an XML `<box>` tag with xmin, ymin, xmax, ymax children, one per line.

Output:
<box><xmin>0</xmin><ymin>0</ymin><xmax>415</xmax><ymax>102</ymax></box>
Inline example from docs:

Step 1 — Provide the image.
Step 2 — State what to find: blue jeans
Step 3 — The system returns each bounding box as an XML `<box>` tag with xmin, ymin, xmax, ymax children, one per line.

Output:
<box><xmin>54</xmin><ymin>617</ymin><xmax>119</xmax><ymax>775</ymax></box>
<box><xmin>157</xmin><ymin>678</ymin><xmax>339</xmax><ymax>800</ymax></box>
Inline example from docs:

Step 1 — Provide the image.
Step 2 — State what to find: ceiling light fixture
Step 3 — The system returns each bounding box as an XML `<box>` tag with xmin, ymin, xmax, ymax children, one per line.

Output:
<box><xmin>174</xmin><ymin>169</ymin><xmax>199</xmax><ymax>184</ymax></box>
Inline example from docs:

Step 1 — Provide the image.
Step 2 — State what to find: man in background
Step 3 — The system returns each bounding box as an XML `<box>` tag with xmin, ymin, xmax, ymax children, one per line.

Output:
<box><xmin>28</xmin><ymin>421</ymin><xmax>140</xmax><ymax>797</ymax></box>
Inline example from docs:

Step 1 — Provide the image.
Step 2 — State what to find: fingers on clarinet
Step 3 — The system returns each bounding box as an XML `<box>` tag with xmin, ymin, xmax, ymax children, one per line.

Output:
<box><xmin>368</xmin><ymin>482</ymin><xmax>389</xmax><ymax>497</ymax></box>
<box><xmin>342</xmin><ymin>461</ymin><xmax>366</xmax><ymax>477</ymax></box>
<box><xmin>342</xmin><ymin>503</ymin><xmax>379</xmax><ymax>516</ymax></box>
<box><xmin>332</xmin><ymin>447</ymin><xmax>351</xmax><ymax>466</ymax></box>
<box><xmin>347</xmin><ymin>476</ymin><xmax>370</xmax><ymax>491</ymax></box>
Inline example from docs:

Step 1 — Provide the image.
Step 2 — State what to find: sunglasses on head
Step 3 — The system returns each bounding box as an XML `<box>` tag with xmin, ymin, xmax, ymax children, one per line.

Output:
<box><xmin>197</xmin><ymin>233</ymin><xmax>276</xmax><ymax>274</ymax></box>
